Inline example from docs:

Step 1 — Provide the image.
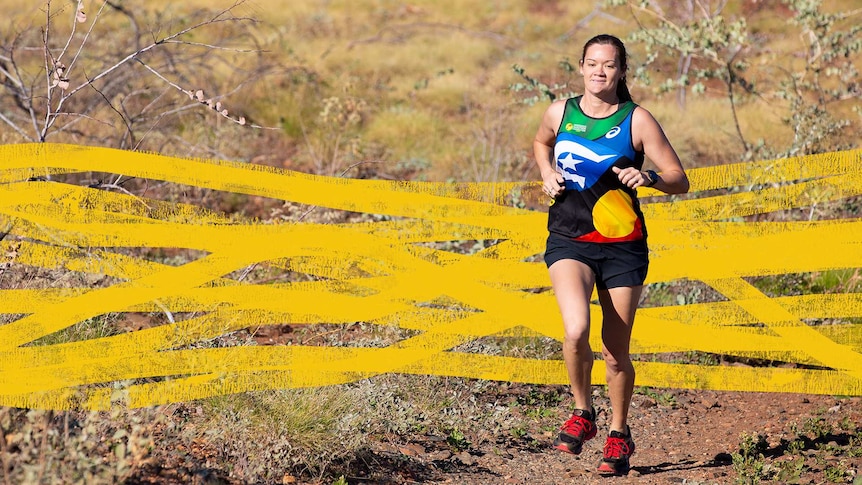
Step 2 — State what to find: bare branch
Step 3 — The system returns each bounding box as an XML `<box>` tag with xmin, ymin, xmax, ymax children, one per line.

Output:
<box><xmin>154</xmin><ymin>300</ymin><xmax>175</xmax><ymax>324</ymax></box>
<box><xmin>1</xmin><ymin>34</ymin><xmax>41</xmax><ymax>137</ymax></box>
<box><xmin>132</xmin><ymin>116</ymin><xmax>162</xmax><ymax>152</ymax></box>
<box><xmin>842</xmin><ymin>7</ymin><xmax>862</xmax><ymax>18</ymax></box>
<box><xmin>3</xmin><ymin>0</ymin><xmax>272</xmax><ymax>147</ymax></box>
<box><xmin>693</xmin><ymin>0</ymin><xmax>710</xmax><ymax>20</ymax></box>
<box><xmin>725</xmin><ymin>57</ymin><xmax>750</xmax><ymax>157</ymax></box>
<box><xmin>105</xmin><ymin>1</ymin><xmax>142</xmax><ymax>51</ymax></box>
<box><xmin>47</xmin><ymin>110</ymin><xmax>115</xmax><ymax>130</ymax></box>
<box><xmin>628</xmin><ymin>2</ymin><xmax>687</xmax><ymax>40</ymax></box>
<box><xmin>55</xmin><ymin>0</ymin><xmax>83</xmax><ymax>64</ymax></box>
<box><xmin>161</xmin><ymin>39</ymin><xmax>260</xmax><ymax>53</ymax></box>
<box><xmin>0</xmin><ymin>61</ymin><xmax>24</xmax><ymax>91</ymax></box>
<box><xmin>98</xmin><ymin>182</ymin><xmax>147</xmax><ymax>202</ymax></box>
<box><xmin>143</xmin><ymin>101</ymin><xmax>201</xmax><ymax>122</ymax></box>
<box><xmin>295</xmin><ymin>160</ymin><xmax>382</xmax><ymax>222</ymax></box>
<box><xmin>0</xmin><ymin>111</ymin><xmax>35</xmax><ymax>141</ymax></box>
<box><xmin>236</xmin><ymin>263</ymin><xmax>259</xmax><ymax>282</ymax></box>
<box><xmin>168</xmin><ymin>133</ymin><xmax>233</xmax><ymax>161</ymax></box>
<box><xmin>86</xmin><ymin>77</ymin><xmax>135</xmax><ymax>147</ymax></box>
<box><xmin>41</xmin><ymin>16</ymin><xmax>53</xmax><ymax>141</ymax></box>
<box><xmin>45</xmin><ymin>1</ymin><xmax>258</xmax><ymax>136</ymax></box>
<box><xmin>134</xmin><ymin>58</ymin><xmax>276</xmax><ymax>129</ymax></box>
<box><xmin>64</xmin><ymin>1</ymin><xmax>111</xmax><ymax>74</ymax></box>
<box><xmin>135</xmin><ymin>60</ymin><xmax>247</xmax><ymax>126</ymax></box>
<box><xmin>560</xmin><ymin>3</ymin><xmax>625</xmax><ymax>40</ymax></box>
<box><xmin>129</xmin><ymin>87</ymin><xmax>170</xmax><ymax>116</ymax></box>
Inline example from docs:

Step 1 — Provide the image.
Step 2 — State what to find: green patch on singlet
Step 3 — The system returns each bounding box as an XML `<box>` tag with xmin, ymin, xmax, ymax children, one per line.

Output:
<box><xmin>559</xmin><ymin>96</ymin><xmax>635</xmax><ymax>141</ymax></box>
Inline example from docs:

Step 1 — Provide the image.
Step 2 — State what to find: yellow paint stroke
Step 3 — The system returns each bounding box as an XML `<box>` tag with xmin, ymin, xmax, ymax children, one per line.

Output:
<box><xmin>0</xmin><ymin>143</ymin><xmax>860</xmax><ymax>409</ymax></box>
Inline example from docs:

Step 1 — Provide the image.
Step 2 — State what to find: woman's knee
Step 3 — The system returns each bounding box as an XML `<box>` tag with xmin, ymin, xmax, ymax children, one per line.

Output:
<box><xmin>563</xmin><ymin>324</ymin><xmax>590</xmax><ymax>348</ymax></box>
<box><xmin>602</xmin><ymin>346</ymin><xmax>633</xmax><ymax>371</ymax></box>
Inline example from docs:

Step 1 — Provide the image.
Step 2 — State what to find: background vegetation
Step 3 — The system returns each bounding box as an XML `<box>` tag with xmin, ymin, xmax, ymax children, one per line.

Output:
<box><xmin>0</xmin><ymin>0</ymin><xmax>860</xmax><ymax>483</ymax></box>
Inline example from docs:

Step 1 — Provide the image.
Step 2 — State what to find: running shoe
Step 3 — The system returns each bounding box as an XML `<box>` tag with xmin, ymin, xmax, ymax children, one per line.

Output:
<box><xmin>597</xmin><ymin>427</ymin><xmax>635</xmax><ymax>475</ymax></box>
<box><xmin>553</xmin><ymin>407</ymin><xmax>596</xmax><ymax>455</ymax></box>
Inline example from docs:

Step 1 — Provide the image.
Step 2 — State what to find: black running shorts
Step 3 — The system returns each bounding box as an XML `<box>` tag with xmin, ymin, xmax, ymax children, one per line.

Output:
<box><xmin>543</xmin><ymin>233</ymin><xmax>649</xmax><ymax>289</ymax></box>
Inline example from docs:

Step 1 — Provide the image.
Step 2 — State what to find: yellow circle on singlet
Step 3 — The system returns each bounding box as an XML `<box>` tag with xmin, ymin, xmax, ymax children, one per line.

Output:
<box><xmin>593</xmin><ymin>189</ymin><xmax>637</xmax><ymax>238</ymax></box>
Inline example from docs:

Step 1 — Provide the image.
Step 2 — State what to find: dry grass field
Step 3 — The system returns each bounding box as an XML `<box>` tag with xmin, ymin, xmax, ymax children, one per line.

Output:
<box><xmin>3</xmin><ymin>0</ymin><xmax>858</xmax><ymax>178</ymax></box>
<box><xmin>1</xmin><ymin>1</ymin><xmax>861</xmax><ymax>484</ymax></box>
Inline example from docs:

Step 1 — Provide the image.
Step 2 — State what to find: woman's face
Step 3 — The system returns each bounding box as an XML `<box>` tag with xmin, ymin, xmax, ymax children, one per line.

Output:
<box><xmin>579</xmin><ymin>43</ymin><xmax>623</xmax><ymax>98</ymax></box>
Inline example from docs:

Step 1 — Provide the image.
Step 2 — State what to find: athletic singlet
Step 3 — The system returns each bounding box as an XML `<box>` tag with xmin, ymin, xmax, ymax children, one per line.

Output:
<box><xmin>547</xmin><ymin>96</ymin><xmax>647</xmax><ymax>242</ymax></box>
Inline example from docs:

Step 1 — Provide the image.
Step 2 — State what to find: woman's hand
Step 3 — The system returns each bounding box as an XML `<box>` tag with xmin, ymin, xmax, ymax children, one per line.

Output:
<box><xmin>542</xmin><ymin>169</ymin><xmax>565</xmax><ymax>199</ymax></box>
<box><xmin>612</xmin><ymin>166</ymin><xmax>652</xmax><ymax>189</ymax></box>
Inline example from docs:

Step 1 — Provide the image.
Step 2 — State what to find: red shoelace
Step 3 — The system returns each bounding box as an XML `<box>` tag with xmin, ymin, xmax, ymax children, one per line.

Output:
<box><xmin>603</xmin><ymin>436</ymin><xmax>632</xmax><ymax>459</ymax></box>
<box><xmin>561</xmin><ymin>414</ymin><xmax>594</xmax><ymax>437</ymax></box>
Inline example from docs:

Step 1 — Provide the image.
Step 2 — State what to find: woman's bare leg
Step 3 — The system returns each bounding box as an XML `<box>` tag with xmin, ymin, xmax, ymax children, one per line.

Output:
<box><xmin>549</xmin><ymin>259</ymin><xmax>596</xmax><ymax>409</ymax></box>
<box><xmin>598</xmin><ymin>285</ymin><xmax>643</xmax><ymax>432</ymax></box>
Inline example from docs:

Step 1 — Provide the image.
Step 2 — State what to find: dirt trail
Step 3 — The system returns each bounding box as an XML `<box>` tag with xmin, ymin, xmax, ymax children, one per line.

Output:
<box><xmin>127</xmin><ymin>383</ymin><xmax>862</xmax><ymax>484</ymax></box>
<box><xmin>350</xmin><ymin>389</ymin><xmax>862</xmax><ymax>484</ymax></box>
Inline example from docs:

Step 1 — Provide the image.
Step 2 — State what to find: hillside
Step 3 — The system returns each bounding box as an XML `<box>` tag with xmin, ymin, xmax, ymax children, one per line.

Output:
<box><xmin>0</xmin><ymin>1</ymin><xmax>861</xmax><ymax>484</ymax></box>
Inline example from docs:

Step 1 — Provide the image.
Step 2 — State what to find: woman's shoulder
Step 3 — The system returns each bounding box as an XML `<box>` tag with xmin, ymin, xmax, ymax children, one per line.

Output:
<box><xmin>541</xmin><ymin>98</ymin><xmax>569</xmax><ymax>125</ymax></box>
<box><xmin>631</xmin><ymin>104</ymin><xmax>660</xmax><ymax>126</ymax></box>
<box><xmin>546</xmin><ymin>96</ymin><xmax>580</xmax><ymax>116</ymax></box>
<box><xmin>630</xmin><ymin>103</ymin><xmax>671</xmax><ymax>149</ymax></box>
<box><xmin>548</xmin><ymin>97</ymin><xmax>572</xmax><ymax>109</ymax></box>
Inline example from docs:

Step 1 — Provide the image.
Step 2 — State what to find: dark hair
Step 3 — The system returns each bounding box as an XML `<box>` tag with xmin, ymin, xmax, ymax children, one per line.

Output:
<box><xmin>580</xmin><ymin>34</ymin><xmax>632</xmax><ymax>102</ymax></box>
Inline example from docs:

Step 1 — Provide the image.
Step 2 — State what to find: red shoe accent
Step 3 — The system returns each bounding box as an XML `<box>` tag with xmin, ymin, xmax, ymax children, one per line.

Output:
<box><xmin>597</xmin><ymin>428</ymin><xmax>635</xmax><ymax>475</ymax></box>
<box><xmin>552</xmin><ymin>408</ymin><xmax>596</xmax><ymax>455</ymax></box>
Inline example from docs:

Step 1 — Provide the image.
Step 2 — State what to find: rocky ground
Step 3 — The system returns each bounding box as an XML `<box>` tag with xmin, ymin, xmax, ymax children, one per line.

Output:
<box><xmin>344</xmin><ymin>389</ymin><xmax>861</xmax><ymax>485</ymax></box>
<box><xmin>120</xmin><ymin>307</ymin><xmax>862</xmax><ymax>484</ymax></box>
<box><xmin>129</xmin><ymin>385</ymin><xmax>861</xmax><ymax>485</ymax></box>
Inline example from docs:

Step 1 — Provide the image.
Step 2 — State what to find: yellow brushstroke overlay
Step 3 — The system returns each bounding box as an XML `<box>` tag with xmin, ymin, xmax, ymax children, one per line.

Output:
<box><xmin>0</xmin><ymin>143</ymin><xmax>860</xmax><ymax>410</ymax></box>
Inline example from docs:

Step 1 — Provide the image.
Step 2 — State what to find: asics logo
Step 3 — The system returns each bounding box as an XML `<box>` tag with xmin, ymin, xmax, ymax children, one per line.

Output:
<box><xmin>605</xmin><ymin>126</ymin><xmax>621</xmax><ymax>139</ymax></box>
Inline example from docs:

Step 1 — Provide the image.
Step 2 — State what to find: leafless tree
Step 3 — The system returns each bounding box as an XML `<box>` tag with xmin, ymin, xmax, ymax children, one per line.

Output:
<box><xmin>0</xmin><ymin>0</ymin><xmax>272</xmax><ymax>153</ymax></box>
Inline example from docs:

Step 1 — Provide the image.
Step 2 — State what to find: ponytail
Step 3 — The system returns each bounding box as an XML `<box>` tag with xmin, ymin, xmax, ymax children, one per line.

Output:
<box><xmin>617</xmin><ymin>77</ymin><xmax>633</xmax><ymax>103</ymax></box>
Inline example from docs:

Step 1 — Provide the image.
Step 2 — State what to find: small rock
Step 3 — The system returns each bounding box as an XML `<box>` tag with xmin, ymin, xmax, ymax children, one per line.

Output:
<box><xmin>714</xmin><ymin>452</ymin><xmax>733</xmax><ymax>464</ymax></box>
<box><xmin>399</xmin><ymin>443</ymin><xmax>425</xmax><ymax>456</ymax></box>
<box><xmin>456</xmin><ymin>451</ymin><xmax>476</xmax><ymax>466</ymax></box>
<box><xmin>567</xmin><ymin>468</ymin><xmax>590</xmax><ymax>478</ymax></box>
<box><xmin>427</xmin><ymin>450</ymin><xmax>452</xmax><ymax>461</ymax></box>
<box><xmin>375</xmin><ymin>443</ymin><xmax>399</xmax><ymax>454</ymax></box>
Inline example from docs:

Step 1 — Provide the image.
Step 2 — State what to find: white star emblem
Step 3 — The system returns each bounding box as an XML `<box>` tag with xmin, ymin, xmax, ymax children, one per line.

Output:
<box><xmin>557</xmin><ymin>152</ymin><xmax>586</xmax><ymax>188</ymax></box>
